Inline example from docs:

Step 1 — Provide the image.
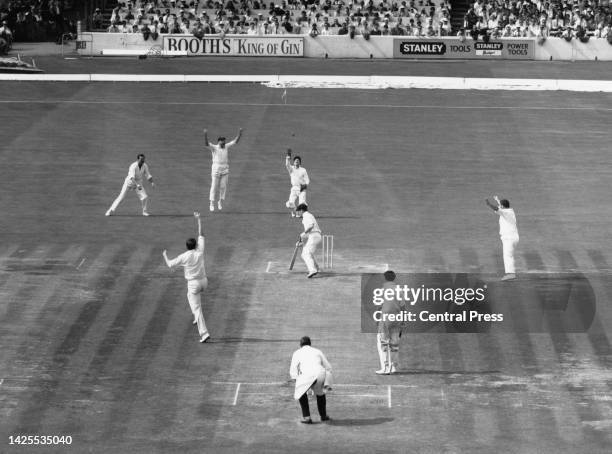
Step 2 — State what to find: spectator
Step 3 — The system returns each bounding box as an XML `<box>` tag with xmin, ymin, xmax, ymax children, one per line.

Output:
<box><xmin>281</xmin><ymin>15</ymin><xmax>293</xmax><ymax>33</ymax></box>
<box><xmin>246</xmin><ymin>21</ymin><xmax>258</xmax><ymax>34</ymax></box>
<box><xmin>170</xmin><ymin>18</ymin><xmax>182</xmax><ymax>34</ymax></box>
<box><xmin>537</xmin><ymin>23</ymin><xmax>548</xmax><ymax>43</ymax></box>
<box><xmin>93</xmin><ymin>8</ymin><xmax>104</xmax><ymax>30</ymax></box>
<box><xmin>370</xmin><ymin>21</ymin><xmax>382</xmax><ymax>35</ymax></box>
<box><xmin>390</xmin><ymin>18</ymin><xmax>406</xmax><ymax>35</ymax></box>
<box><xmin>218</xmin><ymin>21</ymin><xmax>230</xmax><ymax>36</ymax></box>
<box><xmin>191</xmin><ymin>18</ymin><xmax>205</xmax><ymax>36</ymax></box>
<box><xmin>202</xmin><ymin>18</ymin><xmax>215</xmax><ymax>34</ymax></box>
<box><xmin>550</xmin><ymin>13</ymin><xmax>565</xmax><ymax>36</ymax></box>
<box><xmin>309</xmin><ymin>22</ymin><xmax>319</xmax><ymax>37</ymax></box>
<box><xmin>464</xmin><ymin>6</ymin><xmax>478</xmax><ymax>30</ymax></box>
<box><xmin>440</xmin><ymin>17</ymin><xmax>451</xmax><ymax>35</ymax></box>
<box><xmin>108</xmin><ymin>21</ymin><xmax>121</xmax><ymax>33</ymax></box>
<box><xmin>320</xmin><ymin>22</ymin><xmax>333</xmax><ymax>35</ymax></box>
<box><xmin>0</xmin><ymin>20</ymin><xmax>11</xmax><ymax>54</ymax></box>
<box><xmin>359</xmin><ymin>18</ymin><xmax>371</xmax><ymax>37</ymax></box>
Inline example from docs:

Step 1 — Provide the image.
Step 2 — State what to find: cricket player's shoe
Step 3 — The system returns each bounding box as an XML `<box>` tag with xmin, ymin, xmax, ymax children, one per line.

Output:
<box><xmin>300</xmin><ymin>417</ymin><xmax>313</xmax><ymax>424</ymax></box>
<box><xmin>291</xmin><ymin>211</ymin><xmax>296</xmax><ymax>217</ymax></box>
<box><xmin>501</xmin><ymin>273</ymin><xmax>516</xmax><ymax>281</ymax></box>
<box><xmin>200</xmin><ymin>333</ymin><xmax>210</xmax><ymax>343</ymax></box>
<box><xmin>217</xmin><ymin>200</ymin><xmax>223</xmax><ymax>210</ymax></box>
<box><xmin>105</xmin><ymin>209</ymin><xmax>114</xmax><ymax>216</ymax></box>
<box><xmin>307</xmin><ymin>271</ymin><xmax>318</xmax><ymax>279</ymax></box>
<box><xmin>389</xmin><ymin>364</ymin><xmax>397</xmax><ymax>374</ymax></box>
<box><xmin>192</xmin><ymin>319</ymin><xmax>197</xmax><ymax>325</ymax></box>
<box><xmin>209</xmin><ymin>202</ymin><xmax>215</xmax><ymax>212</ymax></box>
<box><xmin>142</xmin><ymin>211</ymin><xmax>150</xmax><ymax>217</ymax></box>
<box><xmin>375</xmin><ymin>367</ymin><xmax>390</xmax><ymax>375</ymax></box>
<box><xmin>321</xmin><ymin>415</ymin><xmax>331</xmax><ymax>422</ymax></box>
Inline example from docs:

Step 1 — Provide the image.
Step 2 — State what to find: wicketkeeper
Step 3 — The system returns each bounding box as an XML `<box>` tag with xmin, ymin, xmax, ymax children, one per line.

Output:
<box><xmin>106</xmin><ymin>154</ymin><xmax>154</xmax><ymax>216</ymax></box>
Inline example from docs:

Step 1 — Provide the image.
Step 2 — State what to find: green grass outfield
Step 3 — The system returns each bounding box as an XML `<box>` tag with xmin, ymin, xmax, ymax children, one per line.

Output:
<box><xmin>1</xmin><ymin>79</ymin><xmax>612</xmax><ymax>453</ymax></box>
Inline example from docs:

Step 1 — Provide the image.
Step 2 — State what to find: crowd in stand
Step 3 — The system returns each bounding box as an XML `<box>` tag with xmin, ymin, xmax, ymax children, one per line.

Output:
<box><xmin>463</xmin><ymin>0</ymin><xmax>611</xmax><ymax>41</ymax></box>
<box><xmin>0</xmin><ymin>0</ymin><xmax>77</xmax><ymax>46</ymax></box>
<box><xmin>101</xmin><ymin>0</ymin><xmax>454</xmax><ymax>37</ymax></box>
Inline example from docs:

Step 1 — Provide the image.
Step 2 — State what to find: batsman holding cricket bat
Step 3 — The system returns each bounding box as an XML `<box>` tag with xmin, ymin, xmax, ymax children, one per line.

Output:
<box><xmin>295</xmin><ymin>204</ymin><xmax>322</xmax><ymax>278</ymax></box>
<box><xmin>289</xmin><ymin>236</ymin><xmax>302</xmax><ymax>270</ymax></box>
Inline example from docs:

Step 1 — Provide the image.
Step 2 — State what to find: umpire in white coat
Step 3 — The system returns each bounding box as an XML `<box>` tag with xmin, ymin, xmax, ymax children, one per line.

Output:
<box><xmin>289</xmin><ymin>336</ymin><xmax>332</xmax><ymax>424</ymax></box>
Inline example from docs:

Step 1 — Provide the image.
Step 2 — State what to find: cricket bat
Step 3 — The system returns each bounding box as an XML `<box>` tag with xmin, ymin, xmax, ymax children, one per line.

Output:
<box><xmin>289</xmin><ymin>237</ymin><xmax>302</xmax><ymax>270</ymax></box>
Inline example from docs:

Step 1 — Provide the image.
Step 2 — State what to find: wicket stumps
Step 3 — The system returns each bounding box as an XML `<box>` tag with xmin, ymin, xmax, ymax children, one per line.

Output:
<box><xmin>322</xmin><ymin>235</ymin><xmax>334</xmax><ymax>269</ymax></box>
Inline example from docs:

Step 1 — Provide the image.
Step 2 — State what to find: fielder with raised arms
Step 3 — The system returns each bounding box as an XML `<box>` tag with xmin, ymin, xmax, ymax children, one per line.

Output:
<box><xmin>485</xmin><ymin>195</ymin><xmax>519</xmax><ymax>280</ymax></box>
<box><xmin>203</xmin><ymin>127</ymin><xmax>243</xmax><ymax>212</ymax></box>
<box><xmin>162</xmin><ymin>212</ymin><xmax>211</xmax><ymax>343</ymax></box>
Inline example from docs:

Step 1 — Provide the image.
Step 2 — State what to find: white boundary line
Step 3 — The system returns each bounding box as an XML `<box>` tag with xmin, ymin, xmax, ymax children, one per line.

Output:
<box><xmin>232</xmin><ymin>383</ymin><xmax>241</xmax><ymax>406</ymax></box>
<box><xmin>76</xmin><ymin>257</ymin><xmax>86</xmax><ymax>270</ymax></box>
<box><xmin>1</xmin><ymin>74</ymin><xmax>612</xmax><ymax>92</ymax></box>
<box><xmin>265</xmin><ymin>261</ymin><xmax>273</xmax><ymax>273</ymax></box>
<box><xmin>388</xmin><ymin>385</ymin><xmax>392</xmax><ymax>408</ymax></box>
<box><xmin>0</xmin><ymin>99</ymin><xmax>611</xmax><ymax>111</ymax></box>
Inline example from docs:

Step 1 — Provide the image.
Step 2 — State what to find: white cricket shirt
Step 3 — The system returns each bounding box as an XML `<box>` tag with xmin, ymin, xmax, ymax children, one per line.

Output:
<box><xmin>498</xmin><ymin>208</ymin><xmax>519</xmax><ymax>239</ymax></box>
<box><xmin>289</xmin><ymin>166</ymin><xmax>310</xmax><ymax>188</ymax></box>
<box><xmin>166</xmin><ymin>236</ymin><xmax>206</xmax><ymax>280</ymax></box>
<box><xmin>127</xmin><ymin>161</ymin><xmax>152</xmax><ymax>184</ymax></box>
<box><xmin>208</xmin><ymin>140</ymin><xmax>236</xmax><ymax>170</ymax></box>
<box><xmin>301</xmin><ymin>211</ymin><xmax>321</xmax><ymax>235</ymax></box>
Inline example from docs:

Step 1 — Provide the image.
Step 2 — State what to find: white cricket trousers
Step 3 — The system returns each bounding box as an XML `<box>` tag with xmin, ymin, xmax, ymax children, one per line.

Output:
<box><xmin>187</xmin><ymin>277</ymin><xmax>209</xmax><ymax>338</ymax></box>
<box><xmin>286</xmin><ymin>186</ymin><xmax>307</xmax><ymax>209</ymax></box>
<box><xmin>377</xmin><ymin>325</ymin><xmax>401</xmax><ymax>369</ymax></box>
<box><xmin>209</xmin><ymin>169</ymin><xmax>228</xmax><ymax>202</ymax></box>
<box><xmin>110</xmin><ymin>179</ymin><xmax>148</xmax><ymax>213</ymax></box>
<box><xmin>301</xmin><ymin>232</ymin><xmax>321</xmax><ymax>274</ymax></box>
<box><xmin>501</xmin><ymin>236</ymin><xmax>519</xmax><ymax>274</ymax></box>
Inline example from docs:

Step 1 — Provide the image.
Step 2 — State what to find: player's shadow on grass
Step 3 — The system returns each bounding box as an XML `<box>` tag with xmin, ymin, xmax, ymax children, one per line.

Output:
<box><xmin>211</xmin><ymin>337</ymin><xmax>297</xmax><ymax>343</ymax></box>
<box><xmin>313</xmin><ymin>272</ymin><xmax>359</xmax><ymax>278</ymax></box>
<box><xmin>394</xmin><ymin>369</ymin><xmax>501</xmax><ymax>375</ymax></box>
<box><xmin>212</xmin><ymin>211</ymin><xmax>360</xmax><ymax>219</ymax></box>
<box><xmin>110</xmin><ymin>214</ymin><xmax>195</xmax><ymax>218</ymax></box>
<box><xmin>326</xmin><ymin>417</ymin><xmax>394</xmax><ymax>426</ymax></box>
<box><xmin>315</xmin><ymin>215</ymin><xmax>360</xmax><ymax>219</ymax></box>
<box><xmin>213</xmin><ymin>211</ymin><xmax>290</xmax><ymax>215</ymax></box>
